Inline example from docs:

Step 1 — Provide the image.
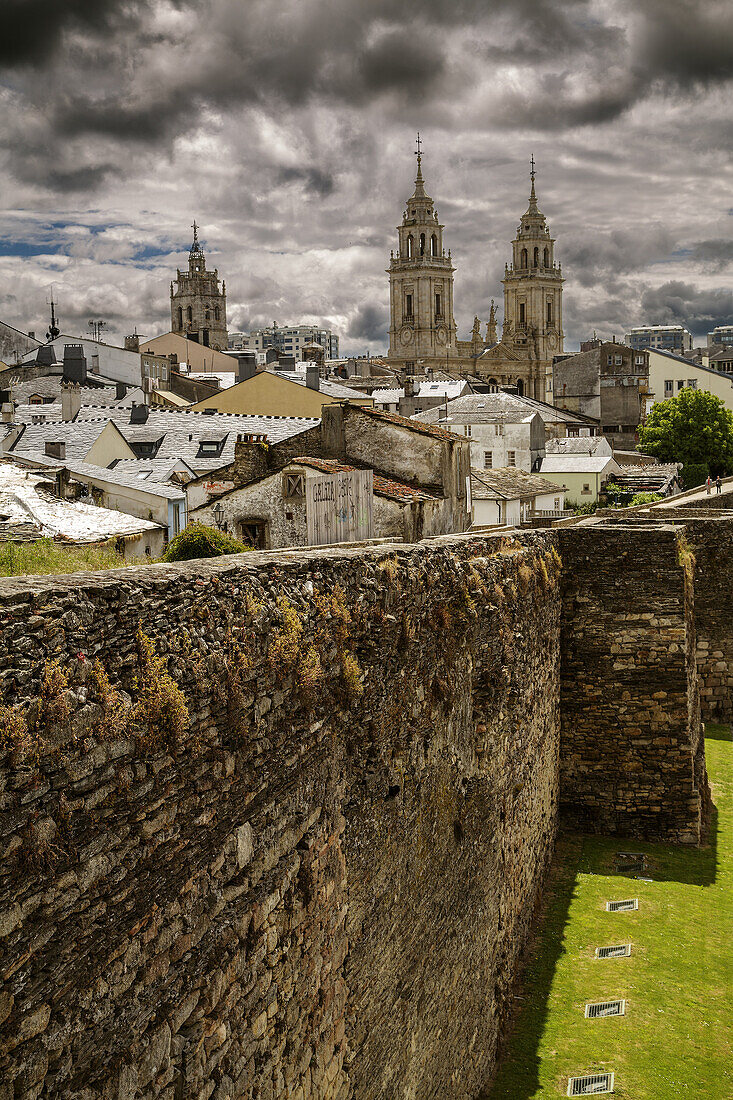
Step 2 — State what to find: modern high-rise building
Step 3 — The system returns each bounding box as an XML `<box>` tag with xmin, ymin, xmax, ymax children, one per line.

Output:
<box><xmin>170</xmin><ymin>222</ymin><xmax>228</xmax><ymax>351</ymax></box>
<box><xmin>228</xmin><ymin>325</ymin><xmax>339</xmax><ymax>359</ymax></box>
<box><xmin>707</xmin><ymin>325</ymin><xmax>733</xmax><ymax>347</ymax></box>
<box><xmin>625</xmin><ymin>325</ymin><xmax>692</xmax><ymax>353</ymax></box>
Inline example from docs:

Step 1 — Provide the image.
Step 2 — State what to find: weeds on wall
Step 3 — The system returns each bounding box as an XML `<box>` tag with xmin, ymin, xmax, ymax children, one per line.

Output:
<box><xmin>131</xmin><ymin>628</ymin><xmax>190</xmax><ymax>753</ymax></box>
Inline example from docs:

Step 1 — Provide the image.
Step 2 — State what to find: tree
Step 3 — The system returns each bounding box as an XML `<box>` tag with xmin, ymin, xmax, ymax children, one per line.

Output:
<box><xmin>637</xmin><ymin>388</ymin><xmax>733</xmax><ymax>488</ymax></box>
<box><xmin>163</xmin><ymin>523</ymin><xmax>250</xmax><ymax>562</ymax></box>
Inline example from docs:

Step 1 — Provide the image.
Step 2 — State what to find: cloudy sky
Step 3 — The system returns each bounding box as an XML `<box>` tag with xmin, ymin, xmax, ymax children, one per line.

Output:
<box><xmin>1</xmin><ymin>0</ymin><xmax>733</xmax><ymax>356</ymax></box>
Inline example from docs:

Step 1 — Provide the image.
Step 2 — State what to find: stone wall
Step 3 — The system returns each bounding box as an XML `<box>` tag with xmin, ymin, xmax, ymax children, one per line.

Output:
<box><xmin>558</xmin><ymin>523</ymin><xmax>709</xmax><ymax>843</ymax></box>
<box><xmin>0</xmin><ymin>532</ymin><xmax>561</xmax><ymax>1100</ymax></box>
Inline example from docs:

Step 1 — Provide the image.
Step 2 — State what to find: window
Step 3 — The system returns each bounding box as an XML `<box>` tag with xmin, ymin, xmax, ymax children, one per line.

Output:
<box><xmin>187</xmin><ymin>306</ymin><xmax>193</xmax><ymax>324</ymax></box>
<box><xmin>507</xmin><ymin>451</ymin><xmax>516</xmax><ymax>466</ymax></box>
<box><xmin>197</xmin><ymin>439</ymin><xmax>224</xmax><ymax>457</ymax></box>
<box><xmin>687</xmin><ymin>379</ymin><xmax>697</xmax><ymax>389</ymax></box>
<box><xmin>283</xmin><ymin>472</ymin><xmax>305</xmax><ymax>500</ymax></box>
<box><xmin>214</xmin><ymin>306</ymin><xmax>220</xmax><ymax>321</ymax></box>
<box><xmin>533</xmin><ymin>247</ymin><xmax>539</xmax><ymax>267</ymax></box>
<box><xmin>496</xmin><ymin>422</ymin><xmax>504</xmax><ymax>436</ymax></box>
<box><xmin>240</xmin><ymin>520</ymin><xmax>267</xmax><ymax>550</ymax></box>
<box><xmin>547</xmin><ymin>301</ymin><xmax>552</xmax><ymax>324</ymax></box>
<box><xmin>431</xmin><ymin>233</ymin><xmax>438</xmax><ymax>257</ymax></box>
<box><xmin>405</xmin><ymin>293</ymin><xmax>413</xmax><ymax>319</ymax></box>
<box><xmin>677</xmin><ymin>380</ymin><xmax>685</xmax><ymax>391</ymax></box>
<box><xmin>205</xmin><ymin>307</ymin><xmax>211</xmax><ymax>321</ymax></box>
<box><xmin>635</xmin><ymin>355</ymin><xmax>645</xmax><ymax>365</ymax></box>
<box><xmin>435</xmin><ymin>293</ymin><xmax>442</xmax><ymax>318</ymax></box>
<box><xmin>406</xmin><ymin>234</ymin><xmax>413</xmax><ymax>258</ymax></box>
<box><xmin>177</xmin><ymin>307</ymin><xmax>183</xmax><ymax>328</ymax></box>
<box><xmin>484</xmin><ymin>451</ymin><xmax>493</xmax><ymax>468</ymax></box>
<box><xmin>554</xmin><ymin>498</ymin><xmax>560</xmax><ymax>510</ymax></box>
<box><xmin>91</xmin><ymin>353</ymin><xmax>100</xmax><ymax>374</ymax></box>
<box><xmin>665</xmin><ymin>380</ymin><xmax>673</xmax><ymax>396</ymax></box>
<box><xmin>464</xmin><ymin>424</ymin><xmax>472</xmax><ymax>437</ymax></box>
<box><xmin>582</xmin><ymin>483</ymin><xmax>591</xmax><ymax>495</ymax></box>
<box><xmin>519</xmin><ymin>303</ymin><xmax>526</xmax><ymax>325</ymax></box>
<box><xmin>420</xmin><ymin>233</ymin><xmax>426</xmax><ymax>255</ymax></box>
<box><xmin>520</xmin><ymin>248</ymin><xmax>528</xmax><ymax>269</ymax></box>
<box><xmin>544</xmin><ymin>247</ymin><xmax>549</xmax><ymax>267</ymax></box>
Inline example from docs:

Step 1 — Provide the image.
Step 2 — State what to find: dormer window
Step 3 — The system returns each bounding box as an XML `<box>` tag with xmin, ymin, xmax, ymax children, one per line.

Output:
<box><xmin>197</xmin><ymin>438</ymin><xmax>225</xmax><ymax>457</ymax></box>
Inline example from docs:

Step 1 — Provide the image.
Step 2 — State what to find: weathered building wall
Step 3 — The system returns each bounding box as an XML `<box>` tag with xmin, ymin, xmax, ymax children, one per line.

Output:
<box><xmin>0</xmin><ymin>532</ymin><xmax>561</xmax><ymax>1100</ymax></box>
<box><xmin>558</xmin><ymin>523</ymin><xmax>709</xmax><ymax>842</ymax></box>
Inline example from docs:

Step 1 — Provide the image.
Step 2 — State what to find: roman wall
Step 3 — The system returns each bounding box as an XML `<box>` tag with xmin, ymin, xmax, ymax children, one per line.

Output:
<box><xmin>0</xmin><ymin>533</ymin><xmax>561</xmax><ymax>1100</ymax></box>
<box><xmin>0</xmin><ymin>520</ymin><xmax>721</xmax><ymax>1099</ymax></box>
<box><xmin>558</xmin><ymin>522</ymin><xmax>709</xmax><ymax>842</ymax></box>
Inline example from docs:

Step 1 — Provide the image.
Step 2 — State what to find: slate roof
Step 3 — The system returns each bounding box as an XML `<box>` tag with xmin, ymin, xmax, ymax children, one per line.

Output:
<box><xmin>371</xmin><ymin>388</ymin><xmax>403</xmax><ymax>404</ymax></box>
<box><xmin>5</xmin><ymin>419</ymin><xmax>118</xmax><ymax>464</ymax></box>
<box><xmin>545</xmin><ymin>436</ymin><xmax>612</xmax><ymax>455</ymax></box>
<box><xmin>6</xmin><ymin>377</ymin><xmax>122</xmax><ymax>405</ymax></box>
<box><xmin>0</xmin><ymin>463</ymin><xmax>162</xmax><ymax>542</ymax></box>
<box><xmin>67</xmin><ymin>407</ymin><xmax>321</xmax><ymax>471</ymax></box>
<box><xmin>268</xmin><ymin>369</ymin><xmax>368</xmax><ymax>400</ymax></box>
<box><xmin>291</xmin><ymin>457</ymin><xmax>443</xmax><ymax>503</ymax></box>
<box><xmin>540</xmin><ymin>454</ymin><xmax>618</xmax><ymax>473</ymax></box>
<box><xmin>59</xmin><ymin>461</ymin><xmax>188</xmax><ymax>501</ymax></box>
<box><xmin>413</xmin><ymin>392</ymin><xmax>598</xmax><ymax>428</ymax></box>
<box><xmin>111</xmin><ymin>458</ymin><xmax>195</xmax><ymax>483</ymax></box>
<box><xmin>470</xmin><ymin>467</ymin><xmax>566</xmax><ymax>500</ymax></box>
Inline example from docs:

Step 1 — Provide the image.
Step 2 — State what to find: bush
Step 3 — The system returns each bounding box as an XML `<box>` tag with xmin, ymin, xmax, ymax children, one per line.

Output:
<box><xmin>630</xmin><ymin>491</ymin><xmax>664</xmax><ymax>507</ymax></box>
<box><xmin>163</xmin><ymin>523</ymin><xmax>249</xmax><ymax>562</ymax></box>
<box><xmin>565</xmin><ymin>500</ymin><xmax>598</xmax><ymax>515</ymax></box>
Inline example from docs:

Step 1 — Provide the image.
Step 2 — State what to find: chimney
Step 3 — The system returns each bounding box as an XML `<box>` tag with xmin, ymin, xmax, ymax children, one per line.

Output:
<box><xmin>27</xmin><ymin>331</ymin><xmax>35</xmax><ymax>340</ymax></box>
<box><xmin>404</xmin><ymin>377</ymin><xmax>415</xmax><ymax>398</ymax></box>
<box><xmin>116</xmin><ymin>381</ymin><xmax>128</xmax><ymax>400</ymax></box>
<box><xmin>124</xmin><ymin>334</ymin><xmax>140</xmax><ymax>352</ymax></box>
<box><xmin>236</xmin><ymin>352</ymin><xmax>257</xmax><ymax>382</ymax></box>
<box><xmin>45</xmin><ymin>441</ymin><xmax>66</xmax><ymax>460</ymax></box>
<box><xmin>62</xmin><ymin>344</ymin><xmax>87</xmax><ymax>384</ymax></box>
<box><xmin>129</xmin><ymin>402</ymin><xmax>149</xmax><ymax>424</ymax></box>
<box><xmin>306</xmin><ymin>363</ymin><xmax>320</xmax><ymax>391</ymax></box>
<box><xmin>35</xmin><ymin>345</ymin><xmax>57</xmax><ymax>367</ymax></box>
<box><xmin>61</xmin><ymin>382</ymin><xmax>82</xmax><ymax>421</ymax></box>
<box><xmin>1</xmin><ymin>402</ymin><xmax>13</xmax><ymax>424</ymax></box>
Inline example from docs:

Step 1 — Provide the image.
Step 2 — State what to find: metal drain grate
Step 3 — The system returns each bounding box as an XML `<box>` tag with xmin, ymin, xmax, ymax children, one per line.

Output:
<box><xmin>567</xmin><ymin>1072</ymin><xmax>615</xmax><ymax>1095</ymax></box>
<box><xmin>606</xmin><ymin>899</ymin><xmax>638</xmax><ymax>912</ymax></box>
<box><xmin>585</xmin><ymin>999</ymin><xmax>625</xmax><ymax>1018</ymax></box>
<box><xmin>595</xmin><ymin>944</ymin><xmax>631</xmax><ymax>959</ymax></box>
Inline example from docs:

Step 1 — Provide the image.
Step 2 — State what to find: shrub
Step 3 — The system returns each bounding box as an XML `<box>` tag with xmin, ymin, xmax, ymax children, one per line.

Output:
<box><xmin>630</xmin><ymin>491</ymin><xmax>664</xmax><ymax>507</ymax></box>
<box><xmin>131</xmin><ymin>628</ymin><xmax>189</xmax><ymax>752</ymax></box>
<box><xmin>163</xmin><ymin>523</ymin><xmax>249</xmax><ymax>562</ymax></box>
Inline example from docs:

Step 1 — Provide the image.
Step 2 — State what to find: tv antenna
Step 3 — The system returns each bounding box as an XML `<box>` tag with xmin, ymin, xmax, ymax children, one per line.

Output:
<box><xmin>46</xmin><ymin>290</ymin><xmax>60</xmax><ymax>342</ymax></box>
<box><xmin>87</xmin><ymin>319</ymin><xmax>107</xmax><ymax>341</ymax></box>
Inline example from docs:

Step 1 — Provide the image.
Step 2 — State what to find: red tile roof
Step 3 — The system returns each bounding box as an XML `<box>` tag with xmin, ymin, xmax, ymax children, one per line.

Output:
<box><xmin>355</xmin><ymin>405</ymin><xmax>460</xmax><ymax>442</ymax></box>
<box><xmin>291</xmin><ymin>457</ymin><xmax>442</xmax><ymax>503</ymax></box>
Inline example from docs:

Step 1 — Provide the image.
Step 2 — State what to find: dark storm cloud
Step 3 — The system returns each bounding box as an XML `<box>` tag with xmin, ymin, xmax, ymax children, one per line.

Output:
<box><xmin>348</xmin><ymin>305</ymin><xmax>389</xmax><ymax>343</ymax></box>
<box><xmin>563</xmin><ymin>228</ymin><xmax>676</xmax><ymax>287</ymax></box>
<box><xmin>276</xmin><ymin>167</ymin><xmax>336</xmax><ymax>198</ymax></box>
<box><xmin>641</xmin><ymin>281</ymin><xmax>733</xmax><ymax>335</ymax></box>
<box><xmin>0</xmin><ymin>0</ymin><xmax>147</xmax><ymax>66</ymax></box>
<box><xmin>690</xmin><ymin>241</ymin><xmax>733</xmax><ymax>270</ymax></box>
<box><xmin>633</xmin><ymin>0</ymin><xmax>733</xmax><ymax>88</ymax></box>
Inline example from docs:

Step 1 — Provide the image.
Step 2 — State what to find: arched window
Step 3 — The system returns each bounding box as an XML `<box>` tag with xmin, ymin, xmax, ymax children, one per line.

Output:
<box><xmin>519</xmin><ymin>302</ymin><xmax>526</xmax><ymax>325</ymax></box>
<box><xmin>533</xmin><ymin>247</ymin><xmax>539</xmax><ymax>267</ymax></box>
<box><xmin>187</xmin><ymin>306</ymin><xmax>193</xmax><ymax>324</ymax></box>
<box><xmin>544</xmin><ymin>247</ymin><xmax>549</xmax><ymax>267</ymax></box>
<box><xmin>214</xmin><ymin>306</ymin><xmax>220</xmax><ymax>321</ymax></box>
<box><xmin>435</xmin><ymin>292</ymin><xmax>442</xmax><ymax>318</ymax></box>
<box><xmin>177</xmin><ymin>307</ymin><xmax>183</xmax><ymax>329</ymax></box>
<box><xmin>431</xmin><ymin>233</ymin><xmax>438</xmax><ymax>257</ymax></box>
<box><xmin>419</xmin><ymin>233</ymin><xmax>426</xmax><ymax>255</ymax></box>
<box><xmin>488</xmin><ymin>377</ymin><xmax>499</xmax><ymax>393</ymax></box>
<box><xmin>407</xmin><ymin>234</ymin><xmax>414</xmax><ymax>258</ymax></box>
<box><xmin>547</xmin><ymin>301</ymin><xmax>553</xmax><ymax>324</ymax></box>
<box><xmin>205</xmin><ymin>307</ymin><xmax>211</xmax><ymax>321</ymax></box>
<box><xmin>521</xmin><ymin>248</ymin><xmax>528</xmax><ymax>269</ymax></box>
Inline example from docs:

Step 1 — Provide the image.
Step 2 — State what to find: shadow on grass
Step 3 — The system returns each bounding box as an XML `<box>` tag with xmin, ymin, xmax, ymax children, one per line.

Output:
<box><xmin>482</xmin><ymin>733</ymin><xmax>725</xmax><ymax>1100</ymax></box>
<box><xmin>704</xmin><ymin>722</ymin><xmax>733</xmax><ymax>741</ymax></box>
<box><xmin>479</xmin><ymin>831</ymin><xmax>581</xmax><ymax>1100</ymax></box>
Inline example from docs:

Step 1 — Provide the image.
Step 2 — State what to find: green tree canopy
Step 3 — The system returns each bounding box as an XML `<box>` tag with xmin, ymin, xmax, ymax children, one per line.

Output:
<box><xmin>637</xmin><ymin>388</ymin><xmax>733</xmax><ymax>488</ymax></box>
<box><xmin>163</xmin><ymin>523</ymin><xmax>250</xmax><ymax>562</ymax></box>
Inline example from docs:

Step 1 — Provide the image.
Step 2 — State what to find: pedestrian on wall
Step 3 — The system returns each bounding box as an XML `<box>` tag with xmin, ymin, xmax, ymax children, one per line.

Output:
<box><xmin>706</xmin><ymin>475</ymin><xmax>712</xmax><ymax>494</ymax></box>
<box><xmin>716</xmin><ymin>475</ymin><xmax>722</xmax><ymax>494</ymax></box>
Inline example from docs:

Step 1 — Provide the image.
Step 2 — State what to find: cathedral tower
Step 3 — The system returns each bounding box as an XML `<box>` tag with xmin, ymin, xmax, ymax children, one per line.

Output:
<box><xmin>171</xmin><ymin>222</ymin><xmax>228</xmax><ymax>350</ymax></box>
<box><xmin>387</xmin><ymin>137</ymin><xmax>458</xmax><ymax>371</ymax></box>
<box><xmin>502</xmin><ymin>160</ymin><xmax>564</xmax><ymax>374</ymax></box>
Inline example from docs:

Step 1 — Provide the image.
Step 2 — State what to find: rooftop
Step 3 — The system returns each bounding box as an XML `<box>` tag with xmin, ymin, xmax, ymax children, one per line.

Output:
<box><xmin>292</xmin><ymin>457</ymin><xmax>443</xmax><ymax>503</ymax></box>
<box><xmin>470</xmin><ymin>467</ymin><xmax>565</xmax><ymax>500</ymax></box>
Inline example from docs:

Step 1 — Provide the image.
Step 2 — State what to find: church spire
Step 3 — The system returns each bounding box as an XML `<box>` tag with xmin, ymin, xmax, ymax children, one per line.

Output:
<box><xmin>190</xmin><ymin>220</ymin><xmax>203</xmax><ymax>255</ymax></box>
<box><xmin>528</xmin><ymin>155</ymin><xmax>539</xmax><ymax>214</ymax></box>
<box><xmin>410</xmin><ymin>131</ymin><xmax>429</xmax><ymax>201</ymax></box>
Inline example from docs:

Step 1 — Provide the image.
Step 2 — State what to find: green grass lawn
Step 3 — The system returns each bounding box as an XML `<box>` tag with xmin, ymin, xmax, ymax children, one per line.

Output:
<box><xmin>485</xmin><ymin>725</ymin><xmax>733</xmax><ymax>1100</ymax></box>
<box><xmin>0</xmin><ymin>538</ymin><xmax>130</xmax><ymax>576</ymax></box>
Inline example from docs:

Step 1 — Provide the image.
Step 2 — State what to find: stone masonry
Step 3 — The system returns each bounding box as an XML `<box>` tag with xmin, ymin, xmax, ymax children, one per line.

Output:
<box><xmin>0</xmin><ymin>522</ymin><xmax>720</xmax><ymax>1099</ymax></box>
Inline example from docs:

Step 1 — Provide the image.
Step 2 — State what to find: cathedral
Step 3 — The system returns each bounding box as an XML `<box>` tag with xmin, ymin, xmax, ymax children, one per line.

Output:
<box><xmin>170</xmin><ymin>222</ymin><xmax>228</xmax><ymax>350</ymax></box>
<box><xmin>386</xmin><ymin>143</ymin><xmax>564</xmax><ymax>399</ymax></box>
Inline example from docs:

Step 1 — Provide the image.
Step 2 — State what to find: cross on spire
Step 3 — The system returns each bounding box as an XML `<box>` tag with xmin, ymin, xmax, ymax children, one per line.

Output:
<box><xmin>415</xmin><ymin>131</ymin><xmax>422</xmax><ymax>163</ymax></box>
<box><xmin>528</xmin><ymin>155</ymin><xmax>538</xmax><ymax>209</ymax></box>
<box><xmin>190</xmin><ymin>220</ymin><xmax>201</xmax><ymax>252</ymax></box>
<box><xmin>530</xmin><ymin>154</ymin><xmax>535</xmax><ymax>182</ymax></box>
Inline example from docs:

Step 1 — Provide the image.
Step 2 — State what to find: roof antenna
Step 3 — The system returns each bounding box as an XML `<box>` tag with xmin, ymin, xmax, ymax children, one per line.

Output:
<box><xmin>46</xmin><ymin>289</ymin><xmax>60</xmax><ymax>342</ymax></box>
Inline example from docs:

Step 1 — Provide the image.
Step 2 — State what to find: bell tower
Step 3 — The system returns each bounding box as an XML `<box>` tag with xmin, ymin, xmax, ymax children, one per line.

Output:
<box><xmin>171</xmin><ymin>221</ymin><xmax>228</xmax><ymax>351</ymax></box>
<box><xmin>387</xmin><ymin>136</ymin><xmax>458</xmax><ymax>371</ymax></box>
<box><xmin>502</xmin><ymin>160</ymin><xmax>564</xmax><ymax>380</ymax></box>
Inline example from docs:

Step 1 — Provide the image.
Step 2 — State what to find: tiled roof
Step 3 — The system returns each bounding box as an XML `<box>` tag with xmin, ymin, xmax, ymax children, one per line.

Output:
<box><xmin>470</xmin><ymin>467</ymin><xmax>565</xmax><ymax>500</ymax></box>
<box><xmin>292</xmin><ymin>457</ymin><xmax>443</xmax><ymax>503</ymax></box>
<box><xmin>361</xmin><ymin>405</ymin><xmax>460</xmax><ymax>441</ymax></box>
